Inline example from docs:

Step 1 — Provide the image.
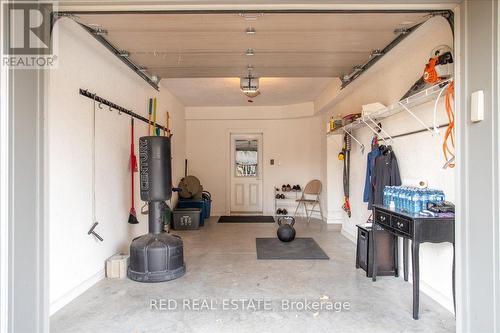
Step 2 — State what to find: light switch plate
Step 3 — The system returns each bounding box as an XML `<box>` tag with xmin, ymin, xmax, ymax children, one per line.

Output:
<box><xmin>471</xmin><ymin>90</ymin><xmax>484</xmax><ymax>123</ymax></box>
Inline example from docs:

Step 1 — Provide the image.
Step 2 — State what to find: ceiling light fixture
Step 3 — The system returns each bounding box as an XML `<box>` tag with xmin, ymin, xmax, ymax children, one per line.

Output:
<box><xmin>246</xmin><ymin>27</ymin><xmax>256</xmax><ymax>35</ymax></box>
<box><xmin>245</xmin><ymin>48</ymin><xmax>255</xmax><ymax>56</ymax></box>
<box><xmin>240</xmin><ymin>75</ymin><xmax>260</xmax><ymax>98</ymax></box>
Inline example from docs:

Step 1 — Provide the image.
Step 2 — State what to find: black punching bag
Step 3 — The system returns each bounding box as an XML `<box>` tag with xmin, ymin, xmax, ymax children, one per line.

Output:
<box><xmin>128</xmin><ymin>136</ymin><xmax>186</xmax><ymax>283</ymax></box>
<box><xmin>139</xmin><ymin>136</ymin><xmax>172</xmax><ymax>202</ymax></box>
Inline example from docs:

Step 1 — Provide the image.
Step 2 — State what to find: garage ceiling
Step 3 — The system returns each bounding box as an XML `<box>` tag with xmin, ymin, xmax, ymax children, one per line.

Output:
<box><xmin>75</xmin><ymin>12</ymin><xmax>429</xmax><ymax>79</ymax></box>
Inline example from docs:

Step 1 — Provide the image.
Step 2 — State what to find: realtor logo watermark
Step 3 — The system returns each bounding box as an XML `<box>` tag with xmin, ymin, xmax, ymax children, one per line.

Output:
<box><xmin>150</xmin><ymin>297</ymin><xmax>351</xmax><ymax>313</ymax></box>
<box><xmin>2</xmin><ymin>1</ymin><xmax>58</xmax><ymax>68</ymax></box>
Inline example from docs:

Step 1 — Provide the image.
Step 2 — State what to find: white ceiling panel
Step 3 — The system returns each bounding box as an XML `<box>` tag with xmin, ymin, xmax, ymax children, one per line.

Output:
<box><xmin>75</xmin><ymin>12</ymin><xmax>429</xmax><ymax>79</ymax></box>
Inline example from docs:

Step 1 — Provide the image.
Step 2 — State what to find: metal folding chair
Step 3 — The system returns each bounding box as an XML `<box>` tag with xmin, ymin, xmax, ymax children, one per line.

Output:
<box><xmin>293</xmin><ymin>179</ymin><xmax>324</xmax><ymax>223</ymax></box>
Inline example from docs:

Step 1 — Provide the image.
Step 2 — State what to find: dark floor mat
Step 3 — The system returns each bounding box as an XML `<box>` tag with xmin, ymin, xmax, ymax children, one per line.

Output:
<box><xmin>218</xmin><ymin>216</ymin><xmax>275</xmax><ymax>223</ymax></box>
<box><xmin>256</xmin><ymin>238</ymin><xmax>329</xmax><ymax>260</ymax></box>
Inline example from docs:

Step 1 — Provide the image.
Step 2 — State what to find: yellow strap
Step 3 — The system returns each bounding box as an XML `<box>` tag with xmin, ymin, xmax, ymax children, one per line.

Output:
<box><xmin>153</xmin><ymin>97</ymin><xmax>157</xmax><ymax>135</ymax></box>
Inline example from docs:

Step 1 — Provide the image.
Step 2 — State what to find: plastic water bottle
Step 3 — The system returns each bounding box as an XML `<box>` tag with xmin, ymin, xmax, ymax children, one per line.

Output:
<box><xmin>402</xmin><ymin>188</ymin><xmax>408</xmax><ymax>212</ymax></box>
<box><xmin>383</xmin><ymin>187</ymin><xmax>389</xmax><ymax>206</ymax></box>
<box><xmin>407</xmin><ymin>189</ymin><xmax>414</xmax><ymax>213</ymax></box>
<box><xmin>421</xmin><ymin>190</ymin><xmax>429</xmax><ymax>211</ymax></box>
<box><xmin>428</xmin><ymin>189</ymin><xmax>437</xmax><ymax>205</ymax></box>
<box><xmin>389</xmin><ymin>187</ymin><xmax>396</xmax><ymax>209</ymax></box>
<box><xmin>398</xmin><ymin>187</ymin><xmax>405</xmax><ymax>211</ymax></box>
<box><xmin>412</xmin><ymin>190</ymin><xmax>421</xmax><ymax>215</ymax></box>
<box><xmin>437</xmin><ymin>190</ymin><xmax>445</xmax><ymax>203</ymax></box>
<box><xmin>393</xmin><ymin>187</ymin><xmax>398</xmax><ymax>210</ymax></box>
<box><xmin>404</xmin><ymin>188</ymin><xmax>411</xmax><ymax>212</ymax></box>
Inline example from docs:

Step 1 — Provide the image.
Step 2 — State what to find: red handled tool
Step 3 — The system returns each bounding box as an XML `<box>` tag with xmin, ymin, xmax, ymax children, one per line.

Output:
<box><xmin>128</xmin><ymin>118</ymin><xmax>139</xmax><ymax>224</ymax></box>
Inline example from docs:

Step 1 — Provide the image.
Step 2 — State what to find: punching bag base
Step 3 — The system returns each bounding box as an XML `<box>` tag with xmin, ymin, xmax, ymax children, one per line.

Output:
<box><xmin>128</xmin><ymin>232</ymin><xmax>186</xmax><ymax>283</ymax></box>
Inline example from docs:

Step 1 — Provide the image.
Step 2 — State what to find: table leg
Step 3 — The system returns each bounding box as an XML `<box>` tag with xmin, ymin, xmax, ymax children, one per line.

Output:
<box><xmin>412</xmin><ymin>240</ymin><xmax>420</xmax><ymax>320</ymax></box>
<box><xmin>355</xmin><ymin>229</ymin><xmax>360</xmax><ymax>269</ymax></box>
<box><xmin>403</xmin><ymin>238</ymin><xmax>409</xmax><ymax>282</ymax></box>
<box><xmin>394</xmin><ymin>235</ymin><xmax>399</xmax><ymax>277</ymax></box>
<box><xmin>452</xmin><ymin>242</ymin><xmax>456</xmax><ymax>314</ymax></box>
<box><xmin>372</xmin><ymin>224</ymin><xmax>378</xmax><ymax>282</ymax></box>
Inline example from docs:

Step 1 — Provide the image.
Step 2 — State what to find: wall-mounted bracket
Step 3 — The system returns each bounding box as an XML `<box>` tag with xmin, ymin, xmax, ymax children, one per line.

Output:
<box><xmin>341</xmin><ymin>128</ymin><xmax>365</xmax><ymax>153</ymax></box>
<box><xmin>361</xmin><ymin>118</ymin><xmax>389</xmax><ymax>145</ymax></box>
<box><xmin>398</xmin><ymin>101</ymin><xmax>436</xmax><ymax>136</ymax></box>
<box><xmin>366</xmin><ymin>116</ymin><xmax>394</xmax><ymax>144</ymax></box>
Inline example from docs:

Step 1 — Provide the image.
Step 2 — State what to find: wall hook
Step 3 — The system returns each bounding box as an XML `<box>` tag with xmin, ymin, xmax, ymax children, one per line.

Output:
<box><xmin>88</xmin><ymin>222</ymin><xmax>103</xmax><ymax>241</ymax></box>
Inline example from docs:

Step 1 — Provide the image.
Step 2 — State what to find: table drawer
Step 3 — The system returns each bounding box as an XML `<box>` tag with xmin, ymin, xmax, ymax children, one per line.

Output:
<box><xmin>391</xmin><ymin>216</ymin><xmax>412</xmax><ymax>235</ymax></box>
<box><xmin>374</xmin><ymin>210</ymin><xmax>391</xmax><ymax>227</ymax></box>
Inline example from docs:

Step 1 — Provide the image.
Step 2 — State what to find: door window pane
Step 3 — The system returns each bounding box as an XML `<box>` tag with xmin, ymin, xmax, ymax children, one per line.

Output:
<box><xmin>235</xmin><ymin>139</ymin><xmax>258</xmax><ymax>177</ymax></box>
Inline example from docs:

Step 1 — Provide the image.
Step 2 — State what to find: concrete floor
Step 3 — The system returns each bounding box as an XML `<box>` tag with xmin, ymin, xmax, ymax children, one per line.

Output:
<box><xmin>51</xmin><ymin>217</ymin><xmax>455</xmax><ymax>333</ymax></box>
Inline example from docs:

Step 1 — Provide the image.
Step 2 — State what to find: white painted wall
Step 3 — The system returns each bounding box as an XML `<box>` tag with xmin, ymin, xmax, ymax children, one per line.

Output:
<box><xmin>47</xmin><ymin>19</ymin><xmax>185</xmax><ymax>315</ymax></box>
<box><xmin>322</xmin><ymin>16</ymin><xmax>455</xmax><ymax>311</ymax></box>
<box><xmin>185</xmin><ymin>105</ymin><xmax>324</xmax><ymax>217</ymax></box>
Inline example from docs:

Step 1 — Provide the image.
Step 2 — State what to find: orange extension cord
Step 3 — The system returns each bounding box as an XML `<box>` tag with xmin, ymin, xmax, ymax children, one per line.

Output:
<box><xmin>443</xmin><ymin>81</ymin><xmax>455</xmax><ymax>168</ymax></box>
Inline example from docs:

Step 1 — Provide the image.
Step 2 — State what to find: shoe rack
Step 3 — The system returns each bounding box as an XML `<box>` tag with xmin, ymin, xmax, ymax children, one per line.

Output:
<box><xmin>274</xmin><ymin>185</ymin><xmax>303</xmax><ymax>217</ymax></box>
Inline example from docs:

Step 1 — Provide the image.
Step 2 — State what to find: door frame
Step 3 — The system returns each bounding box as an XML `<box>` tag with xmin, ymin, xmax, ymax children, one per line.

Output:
<box><xmin>225</xmin><ymin>129</ymin><xmax>264</xmax><ymax>215</ymax></box>
<box><xmin>5</xmin><ymin>2</ymin><xmax>500</xmax><ymax>333</ymax></box>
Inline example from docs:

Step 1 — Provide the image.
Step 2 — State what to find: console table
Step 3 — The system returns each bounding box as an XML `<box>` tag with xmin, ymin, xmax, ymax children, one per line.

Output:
<box><xmin>371</xmin><ymin>204</ymin><xmax>455</xmax><ymax>319</ymax></box>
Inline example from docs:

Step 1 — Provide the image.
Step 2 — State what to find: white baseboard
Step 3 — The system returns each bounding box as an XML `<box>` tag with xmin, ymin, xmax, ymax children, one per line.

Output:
<box><xmin>340</xmin><ymin>227</ymin><xmax>357</xmax><ymax>243</ymax></box>
<box><xmin>50</xmin><ymin>269</ymin><xmax>105</xmax><ymax>316</ymax></box>
<box><xmin>327</xmin><ymin>209</ymin><xmax>344</xmax><ymax>224</ymax></box>
<box><xmin>408</xmin><ymin>275</ymin><xmax>455</xmax><ymax>314</ymax></box>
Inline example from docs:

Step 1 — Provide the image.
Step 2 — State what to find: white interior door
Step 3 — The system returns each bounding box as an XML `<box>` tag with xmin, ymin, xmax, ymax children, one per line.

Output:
<box><xmin>230</xmin><ymin>134</ymin><xmax>263</xmax><ymax>214</ymax></box>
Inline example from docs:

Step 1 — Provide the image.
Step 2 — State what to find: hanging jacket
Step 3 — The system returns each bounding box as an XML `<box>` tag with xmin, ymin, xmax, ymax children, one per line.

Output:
<box><xmin>363</xmin><ymin>147</ymin><xmax>381</xmax><ymax>204</ymax></box>
<box><xmin>369</xmin><ymin>149</ymin><xmax>402</xmax><ymax>209</ymax></box>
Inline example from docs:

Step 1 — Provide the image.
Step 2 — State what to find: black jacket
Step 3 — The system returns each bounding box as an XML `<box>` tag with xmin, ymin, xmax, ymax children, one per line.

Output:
<box><xmin>369</xmin><ymin>149</ymin><xmax>402</xmax><ymax>209</ymax></box>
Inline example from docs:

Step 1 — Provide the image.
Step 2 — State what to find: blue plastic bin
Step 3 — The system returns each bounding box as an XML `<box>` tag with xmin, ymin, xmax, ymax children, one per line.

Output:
<box><xmin>177</xmin><ymin>199</ymin><xmax>207</xmax><ymax>226</ymax></box>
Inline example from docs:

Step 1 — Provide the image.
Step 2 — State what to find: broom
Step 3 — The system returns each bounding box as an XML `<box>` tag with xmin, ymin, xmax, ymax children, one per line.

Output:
<box><xmin>128</xmin><ymin>118</ymin><xmax>139</xmax><ymax>224</ymax></box>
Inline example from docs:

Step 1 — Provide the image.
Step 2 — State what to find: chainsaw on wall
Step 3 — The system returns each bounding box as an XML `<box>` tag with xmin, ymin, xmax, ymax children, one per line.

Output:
<box><xmin>401</xmin><ymin>45</ymin><xmax>454</xmax><ymax>99</ymax></box>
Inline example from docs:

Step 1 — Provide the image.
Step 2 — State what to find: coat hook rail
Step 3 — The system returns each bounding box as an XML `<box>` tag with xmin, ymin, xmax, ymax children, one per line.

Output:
<box><xmin>79</xmin><ymin>89</ymin><xmax>168</xmax><ymax>132</ymax></box>
<box><xmin>380</xmin><ymin>122</ymin><xmax>450</xmax><ymax>141</ymax></box>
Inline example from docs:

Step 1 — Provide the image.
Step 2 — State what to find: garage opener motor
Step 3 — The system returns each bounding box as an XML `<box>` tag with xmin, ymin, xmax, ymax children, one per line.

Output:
<box><xmin>128</xmin><ymin>136</ymin><xmax>186</xmax><ymax>282</ymax></box>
